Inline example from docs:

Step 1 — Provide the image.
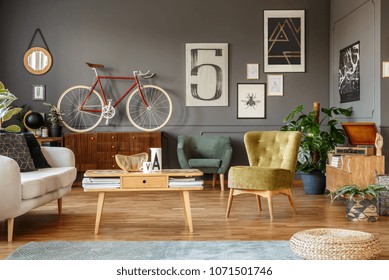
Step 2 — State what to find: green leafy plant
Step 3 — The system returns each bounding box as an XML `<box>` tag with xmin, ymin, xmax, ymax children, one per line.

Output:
<box><xmin>281</xmin><ymin>104</ymin><xmax>352</xmax><ymax>174</ymax></box>
<box><xmin>330</xmin><ymin>184</ymin><xmax>387</xmax><ymax>202</ymax></box>
<box><xmin>43</xmin><ymin>102</ymin><xmax>62</xmax><ymax>127</ymax></box>
<box><xmin>0</xmin><ymin>81</ymin><xmax>22</xmax><ymax>133</ymax></box>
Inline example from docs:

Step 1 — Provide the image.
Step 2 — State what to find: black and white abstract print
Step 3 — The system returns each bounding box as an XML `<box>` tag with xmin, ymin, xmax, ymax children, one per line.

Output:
<box><xmin>338</xmin><ymin>41</ymin><xmax>360</xmax><ymax>103</ymax></box>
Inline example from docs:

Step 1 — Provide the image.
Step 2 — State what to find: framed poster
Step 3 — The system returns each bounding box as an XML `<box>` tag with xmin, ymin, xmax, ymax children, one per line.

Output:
<box><xmin>267</xmin><ymin>74</ymin><xmax>283</xmax><ymax>96</ymax></box>
<box><xmin>338</xmin><ymin>41</ymin><xmax>360</xmax><ymax>103</ymax></box>
<box><xmin>264</xmin><ymin>10</ymin><xmax>305</xmax><ymax>72</ymax></box>
<box><xmin>186</xmin><ymin>43</ymin><xmax>228</xmax><ymax>106</ymax></box>
<box><xmin>237</xmin><ymin>83</ymin><xmax>266</xmax><ymax>119</ymax></box>
<box><xmin>32</xmin><ymin>84</ymin><xmax>45</xmax><ymax>100</ymax></box>
<box><xmin>247</xmin><ymin>63</ymin><xmax>259</xmax><ymax>79</ymax></box>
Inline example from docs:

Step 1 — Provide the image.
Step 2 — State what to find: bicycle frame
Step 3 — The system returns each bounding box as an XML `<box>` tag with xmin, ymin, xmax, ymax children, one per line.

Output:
<box><xmin>80</xmin><ymin>74</ymin><xmax>148</xmax><ymax>113</ymax></box>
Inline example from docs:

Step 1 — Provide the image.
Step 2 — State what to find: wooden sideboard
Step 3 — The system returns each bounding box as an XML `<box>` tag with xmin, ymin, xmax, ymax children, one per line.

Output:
<box><xmin>64</xmin><ymin>132</ymin><xmax>163</xmax><ymax>171</ymax></box>
<box><xmin>326</xmin><ymin>155</ymin><xmax>385</xmax><ymax>192</ymax></box>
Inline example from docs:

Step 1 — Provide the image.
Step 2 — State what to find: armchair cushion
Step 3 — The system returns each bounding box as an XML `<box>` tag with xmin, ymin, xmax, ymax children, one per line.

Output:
<box><xmin>189</xmin><ymin>159</ymin><xmax>221</xmax><ymax>168</ymax></box>
<box><xmin>0</xmin><ymin>133</ymin><xmax>36</xmax><ymax>172</ymax></box>
<box><xmin>228</xmin><ymin>166</ymin><xmax>294</xmax><ymax>191</ymax></box>
<box><xmin>23</xmin><ymin>133</ymin><xmax>51</xmax><ymax>168</ymax></box>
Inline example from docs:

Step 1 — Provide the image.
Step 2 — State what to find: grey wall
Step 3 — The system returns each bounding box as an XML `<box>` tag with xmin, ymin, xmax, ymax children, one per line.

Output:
<box><xmin>381</xmin><ymin>0</ymin><xmax>389</xmax><ymax>168</ymax></box>
<box><xmin>0</xmin><ymin>0</ymin><xmax>330</xmax><ymax>168</ymax></box>
<box><xmin>330</xmin><ymin>0</ymin><xmax>381</xmax><ymax>125</ymax></box>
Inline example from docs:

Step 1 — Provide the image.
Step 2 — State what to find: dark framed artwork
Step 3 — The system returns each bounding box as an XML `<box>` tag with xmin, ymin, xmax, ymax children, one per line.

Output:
<box><xmin>264</xmin><ymin>10</ymin><xmax>305</xmax><ymax>73</ymax></box>
<box><xmin>185</xmin><ymin>43</ymin><xmax>228</xmax><ymax>106</ymax></box>
<box><xmin>237</xmin><ymin>83</ymin><xmax>266</xmax><ymax>119</ymax></box>
<box><xmin>338</xmin><ymin>41</ymin><xmax>360</xmax><ymax>103</ymax></box>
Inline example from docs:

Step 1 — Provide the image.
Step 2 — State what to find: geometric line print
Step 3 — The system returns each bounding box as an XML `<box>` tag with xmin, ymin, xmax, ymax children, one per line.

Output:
<box><xmin>268</xmin><ymin>17</ymin><xmax>301</xmax><ymax>65</ymax></box>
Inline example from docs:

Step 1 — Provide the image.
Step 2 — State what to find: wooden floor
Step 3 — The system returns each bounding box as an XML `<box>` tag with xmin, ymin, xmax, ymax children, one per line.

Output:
<box><xmin>1</xmin><ymin>180</ymin><xmax>389</xmax><ymax>259</ymax></box>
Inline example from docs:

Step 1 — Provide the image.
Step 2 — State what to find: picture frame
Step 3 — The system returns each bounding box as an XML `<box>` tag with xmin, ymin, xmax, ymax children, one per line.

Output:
<box><xmin>237</xmin><ymin>83</ymin><xmax>266</xmax><ymax>119</ymax></box>
<box><xmin>264</xmin><ymin>10</ymin><xmax>305</xmax><ymax>73</ymax></box>
<box><xmin>267</xmin><ymin>74</ymin><xmax>284</xmax><ymax>96</ymax></box>
<box><xmin>383</xmin><ymin>61</ymin><xmax>389</xmax><ymax>78</ymax></box>
<box><xmin>246</xmin><ymin>63</ymin><xmax>259</xmax><ymax>79</ymax></box>
<box><xmin>32</xmin><ymin>84</ymin><xmax>45</xmax><ymax>100</ymax></box>
<box><xmin>185</xmin><ymin>43</ymin><xmax>229</xmax><ymax>106</ymax></box>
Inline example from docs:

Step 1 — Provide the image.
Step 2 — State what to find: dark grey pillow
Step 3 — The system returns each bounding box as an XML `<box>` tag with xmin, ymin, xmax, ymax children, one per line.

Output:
<box><xmin>23</xmin><ymin>133</ymin><xmax>51</xmax><ymax>168</ymax></box>
<box><xmin>0</xmin><ymin>133</ymin><xmax>36</xmax><ymax>172</ymax></box>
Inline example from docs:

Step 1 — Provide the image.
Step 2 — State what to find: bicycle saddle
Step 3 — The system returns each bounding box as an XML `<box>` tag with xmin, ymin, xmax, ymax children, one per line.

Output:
<box><xmin>86</xmin><ymin>62</ymin><xmax>104</xmax><ymax>68</ymax></box>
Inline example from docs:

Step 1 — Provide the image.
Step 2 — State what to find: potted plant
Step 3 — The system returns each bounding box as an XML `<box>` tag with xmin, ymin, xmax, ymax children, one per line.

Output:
<box><xmin>0</xmin><ymin>81</ymin><xmax>22</xmax><ymax>133</ymax></box>
<box><xmin>330</xmin><ymin>184</ymin><xmax>387</xmax><ymax>222</ymax></box>
<box><xmin>43</xmin><ymin>102</ymin><xmax>62</xmax><ymax>137</ymax></box>
<box><xmin>280</xmin><ymin>102</ymin><xmax>352</xmax><ymax>194</ymax></box>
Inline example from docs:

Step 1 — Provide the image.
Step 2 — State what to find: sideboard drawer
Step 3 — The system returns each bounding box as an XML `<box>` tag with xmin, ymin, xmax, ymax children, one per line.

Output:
<box><xmin>121</xmin><ymin>175</ymin><xmax>167</xmax><ymax>189</ymax></box>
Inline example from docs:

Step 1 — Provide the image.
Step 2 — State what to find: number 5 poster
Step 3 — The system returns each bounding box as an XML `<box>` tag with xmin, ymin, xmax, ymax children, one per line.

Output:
<box><xmin>186</xmin><ymin>43</ymin><xmax>228</xmax><ymax>106</ymax></box>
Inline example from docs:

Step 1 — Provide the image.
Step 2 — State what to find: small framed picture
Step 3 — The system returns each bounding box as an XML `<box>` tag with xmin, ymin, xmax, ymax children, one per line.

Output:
<box><xmin>267</xmin><ymin>74</ymin><xmax>284</xmax><ymax>96</ymax></box>
<box><xmin>247</xmin><ymin>63</ymin><xmax>259</xmax><ymax>79</ymax></box>
<box><xmin>383</xmin><ymin>61</ymin><xmax>389</xmax><ymax>78</ymax></box>
<box><xmin>237</xmin><ymin>83</ymin><xmax>266</xmax><ymax>119</ymax></box>
<box><xmin>32</xmin><ymin>85</ymin><xmax>45</xmax><ymax>100</ymax></box>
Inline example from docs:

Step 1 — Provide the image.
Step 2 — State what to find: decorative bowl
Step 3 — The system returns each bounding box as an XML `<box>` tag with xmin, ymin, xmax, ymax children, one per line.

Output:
<box><xmin>115</xmin><ymin>152</ymin><xmax>148</xmax><ymax>172</ymax></box>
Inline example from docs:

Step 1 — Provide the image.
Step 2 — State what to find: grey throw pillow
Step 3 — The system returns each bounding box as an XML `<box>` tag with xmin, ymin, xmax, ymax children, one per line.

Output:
<box><xmin>0</xmin><ymin>133</ymin><xmax>36</xmax><ymax>172</ymax></box>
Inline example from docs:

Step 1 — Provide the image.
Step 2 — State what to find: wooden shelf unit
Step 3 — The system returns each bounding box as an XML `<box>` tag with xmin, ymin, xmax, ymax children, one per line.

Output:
<box><xmin>326</xmin><ymin>155</ymin><xmax>385</xmax><ymax>192</ymax></box>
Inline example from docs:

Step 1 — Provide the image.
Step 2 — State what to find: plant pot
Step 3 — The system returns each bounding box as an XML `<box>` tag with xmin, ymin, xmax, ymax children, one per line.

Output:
<box><xmin>300</xmin><ymin>171</ymin><xmax>326</xmax><ymax>195</ymax></box>
<box><xmin>345</xmin><ymin>198</ymin><xmax>378</xmax><ymax>222</ymax></box>
<box><xmin>49</xmin><ymin>126</ymin><xmax>62</xmax><ymax>137</ymax></box>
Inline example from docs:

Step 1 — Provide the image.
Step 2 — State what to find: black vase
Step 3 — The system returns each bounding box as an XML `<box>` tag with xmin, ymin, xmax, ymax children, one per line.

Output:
<box><xmin>300</xmin><ymin>171</ymin><xmax>326</xmax><ymax>195</ymax></box>
<box><xmin>49</xmin><ymin>126</ymin><xmax>62</xmax><ymax>137</ymax></box>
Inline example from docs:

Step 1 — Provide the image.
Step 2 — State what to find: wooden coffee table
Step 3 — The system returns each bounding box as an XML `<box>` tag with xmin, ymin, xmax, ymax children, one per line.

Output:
<box><xmin>83</xmin><ymin>169</ymin><xmax>203</xmax><ymax>234</ymax></box>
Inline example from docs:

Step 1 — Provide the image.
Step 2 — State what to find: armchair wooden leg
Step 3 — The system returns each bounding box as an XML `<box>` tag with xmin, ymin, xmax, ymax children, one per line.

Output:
<box><xmin>286</xmin><ymin>189</ymin><xmax>297</xmax><ymax>213</ymax></box>
<box><xmin>219</xmin><ymin>173</ymin><xmax>225</xmax><ymax>191</ymax></box>
<box><xmin>226</xmin><ymin>188</ymin><xmax>234</xmax><ymax>217</ymax></box>
<box><xmin>57</xmin><ymin>198</ymin><xmax>63</xmax><ymax>215</ymax></box>
<box><xmin>212</xmin><ymin>173</ymin><xmax>217</xmax><ymax>187</ymax></box>
<box><xmin>266</xmin><ymin>191</ymin><xmax>274</xmax><ymax>222</ymax></box>
<box><xmin>7</xmin><ymin>218</ymin><xmax>14</xmax><ymax>242</ymax></box>
<box><xmin>256</xmin><ymin>195</ymin><xmax>262</xmax><ymax>211</ymax></box>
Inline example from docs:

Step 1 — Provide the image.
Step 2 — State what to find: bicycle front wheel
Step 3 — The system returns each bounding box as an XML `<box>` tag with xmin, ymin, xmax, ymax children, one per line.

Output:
<box><xmin>126</xmin><ymin>85</ymin><xmax>172</xmax><ymax>132</ymax></box>
<box><xmin>57</xmin><ymin>85</ymin><xmax>104</xmax><ymax>133</ymax></box>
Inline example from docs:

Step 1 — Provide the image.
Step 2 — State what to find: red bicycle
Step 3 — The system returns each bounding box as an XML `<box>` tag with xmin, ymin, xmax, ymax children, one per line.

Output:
<box><xmin>57</xmin><ymin>62</ymin><xmax>172</xmax><ymax>132</ymax></box>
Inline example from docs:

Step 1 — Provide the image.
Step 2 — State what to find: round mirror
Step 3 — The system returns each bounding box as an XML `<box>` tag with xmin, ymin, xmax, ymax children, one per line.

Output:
<box><xmin>23</xmin><ymin>47</ymin><xmax>52</xmax><ymax>75</ymax></box>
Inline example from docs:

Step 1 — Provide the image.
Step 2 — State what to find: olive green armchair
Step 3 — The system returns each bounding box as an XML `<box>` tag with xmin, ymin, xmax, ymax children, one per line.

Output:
<box><xmin>226</xmin><ymin>131</ymin><xmax>302</xmax><ymax>221</ymax></box>
<box><xmin>177</xmin><ymin>135</ymin><xmax>233</xmax><ymax>191</ymax></box>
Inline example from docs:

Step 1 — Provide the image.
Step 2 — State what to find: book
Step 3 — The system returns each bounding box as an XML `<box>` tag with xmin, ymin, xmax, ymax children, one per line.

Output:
<box><xmin>169</xmin><ymin>177</ymin><xmax>196</xmax><ymax>182</ymax></box>
<box><xmin>168</xmin><ymin>180</ymin><xmax>204</xmax><ymax>187</ymax></box>
<box><xmin>82</xmin><ymin>178</ymin><xmax>120</xmax><ymax>189</ymax></box>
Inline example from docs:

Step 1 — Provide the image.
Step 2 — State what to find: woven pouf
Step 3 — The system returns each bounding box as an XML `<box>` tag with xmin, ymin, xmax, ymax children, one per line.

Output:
<box><xmin>290</xmin><ymin>228</ymin><xmax>382</xmax><ymax>260</ymax></box>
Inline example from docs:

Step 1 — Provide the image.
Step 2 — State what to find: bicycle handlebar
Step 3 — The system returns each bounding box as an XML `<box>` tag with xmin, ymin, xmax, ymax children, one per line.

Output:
<box><xmin>134</xmin><ymin>70</ymin><xmax>155</xmax><ymax>79</ymax></box>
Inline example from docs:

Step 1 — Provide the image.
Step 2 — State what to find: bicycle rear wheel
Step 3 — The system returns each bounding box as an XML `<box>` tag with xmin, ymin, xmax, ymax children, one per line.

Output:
<box><xmin>126</xmin><ymin>85</ymin><xmax>172</xmax><ymax>132</ymax></box>
<box><xmin>57</xmin><ymin>85</ymin><xmax>104</xmax><ymax>133</ymax></box>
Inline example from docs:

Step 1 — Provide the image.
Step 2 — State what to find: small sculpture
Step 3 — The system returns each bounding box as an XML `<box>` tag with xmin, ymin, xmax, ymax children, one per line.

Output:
<box><xmin>375</xmin><ymin>133</ymin><xmax>383</xmax><ymax>156</ymax></box>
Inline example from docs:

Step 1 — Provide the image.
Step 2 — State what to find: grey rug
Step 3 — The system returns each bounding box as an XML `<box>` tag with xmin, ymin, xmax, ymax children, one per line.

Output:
<box><xmin>6</xmin><ymin>240</ymin><xmax>301</xmax><ymax>260</ymax></box>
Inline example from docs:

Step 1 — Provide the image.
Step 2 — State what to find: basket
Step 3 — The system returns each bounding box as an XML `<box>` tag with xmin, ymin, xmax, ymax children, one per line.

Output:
<box><xmin>115</xmin><ymin>152</ymin><xmax>148</xmax><ymax>172</ymax></box>
<box><xmin>375</xmin><ymin>172</ymin><xmax>389</xmax><ymax>216</ymax></box>
<box><xmin>290</xmin><ymin>228</ymin><xmax>382</xmax><ymax>260</ymax></box>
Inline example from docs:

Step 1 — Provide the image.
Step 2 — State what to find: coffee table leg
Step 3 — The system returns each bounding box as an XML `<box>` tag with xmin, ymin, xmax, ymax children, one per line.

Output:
<box><xmin>94</xmin><ymin>192</ymin><xmax>106</xmax><ymax>234</ymax></box>
<box><xmin>180</xmin><ymin>192</ymin><xmax>188</xmax><ymax>226</ymax></box>
<box><xmin>181</xmin><ymin>190</ymin><xmax>193</xmax><ymax>232</ymax></box>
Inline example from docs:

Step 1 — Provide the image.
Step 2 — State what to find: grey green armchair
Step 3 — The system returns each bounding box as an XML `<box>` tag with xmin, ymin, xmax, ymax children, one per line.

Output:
<box><xmin>177</xmin><ymin>135</ymin><xmax>233</xmax><ymax>191</ymax></box>
<box><xmin>226</xmin><ymin>131</ymin><xmax>302</xmax><ymax>221</ymax></box>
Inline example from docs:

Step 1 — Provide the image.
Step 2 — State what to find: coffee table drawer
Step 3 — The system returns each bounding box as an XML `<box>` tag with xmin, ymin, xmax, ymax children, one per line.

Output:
<box><xmin>121</xmin><ymin>176</ymin><xmax>167</xmax><ymax>189</ymax></box>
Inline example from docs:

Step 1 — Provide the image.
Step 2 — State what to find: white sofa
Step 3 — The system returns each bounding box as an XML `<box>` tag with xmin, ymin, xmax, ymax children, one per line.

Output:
<box><xmin>0</xmin><ymin>146</ymin><xmax>77</xmax><ymax>241</ymax></box>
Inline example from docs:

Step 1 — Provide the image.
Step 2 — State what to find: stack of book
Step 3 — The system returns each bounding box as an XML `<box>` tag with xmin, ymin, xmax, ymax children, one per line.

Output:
<box><xmin>82</xmin><ymin>177</ymin><xmax>121</xmax><ymax>189</ymax></box>
<box><xmin>330</xmin><ymin>155</ymin><xmax>342</xmax><ymax>168</ymax></box>
<box><xmin>168</xmin><ymin>177</ymin><xmax>204</xmax><ymax>188</ymax></box>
